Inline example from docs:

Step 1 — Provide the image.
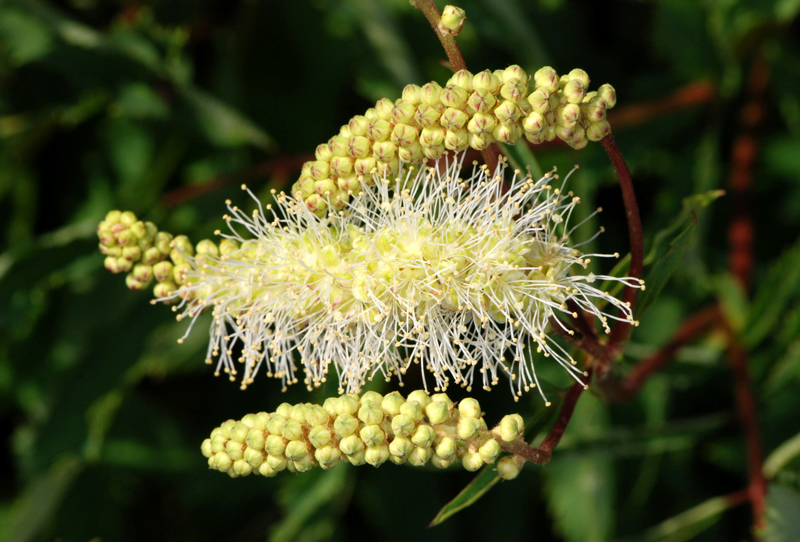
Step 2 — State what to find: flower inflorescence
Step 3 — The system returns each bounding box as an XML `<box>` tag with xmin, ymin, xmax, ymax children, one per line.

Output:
<box><xmin>104</xmin><ymin>157</ymin><xmax>644</xmax><ymax>401</ymax></box>
<box><xmin>201</xmin><ymin>390</ymin><xmax>525</xmax><ymax>480</ymax></box>
<box><xmin>292</xmin><ymin>65</ymin><xmax>616</xmax><ymax>216</ymax></box>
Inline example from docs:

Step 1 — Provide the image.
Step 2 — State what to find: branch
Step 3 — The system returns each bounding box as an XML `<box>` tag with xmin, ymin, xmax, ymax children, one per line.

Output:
<box><xmin>722</xmin><ymin>319</ymin><xmax>767</xmax><ymax>536</ymax></box>
<box><xmin>413</xmin><ymin>0</ymin><xmax>498</xmax><ymax>173</ymax></box>
<box><xmin>538</xmin><ymin>377</ymin><xmax>587</xmax><ymax>454</ymax></box>
<box><xmin>603</xmin><ymin>134</ymin><xmax>644</xmax><ymax>352</ymax></box>
<box><xmin>602</xmin><ymin>305</ymin><xmax>721</xmax><ymax>401</ymax></box>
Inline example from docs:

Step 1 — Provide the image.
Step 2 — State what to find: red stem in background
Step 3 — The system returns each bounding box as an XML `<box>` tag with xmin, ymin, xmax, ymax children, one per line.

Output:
<box><xmin>538</xmin><ymin>377</ymin><xmax>587</xmax><ymax>454</ymax></box>
<box><xmin>603</xmin><ymin>134</ymin><xmax>644</xmax><ymax>354</ymax></box>
<box><xmin>722</xmin><ymin>321</ymin><xmax>767</xmax><ymax>536</ymax></box>
<box><xmin>728</xmin><ymin>57</ymin><xmax>768</xmax><ymax>289</ymax></box>
<box><xmin>604</xmin><ymin>305</ymin><xmax>721</xmax><ymax>401</ymax></box>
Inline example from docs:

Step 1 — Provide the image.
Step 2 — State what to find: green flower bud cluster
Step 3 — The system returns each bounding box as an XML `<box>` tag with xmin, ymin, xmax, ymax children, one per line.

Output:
<box><xmin>291</xmin><ymin>65</ymin><xmax>617</xmax><ymax>215</ymax></box>
<box><xmin>201</xmin><ymin>390</ymin><xmax>522</xmax><ymax>480</ymax></box>
<box><xmin>97</xmin><ymin>210</ymin><xmax>240</xmax><ymax>301</ymax></box>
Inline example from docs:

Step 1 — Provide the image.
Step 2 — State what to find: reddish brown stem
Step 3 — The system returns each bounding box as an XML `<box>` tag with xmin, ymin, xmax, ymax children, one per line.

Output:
<box><xmin>603</xmin><ymin>305</ymin><xmax>721</xmax><ymax>401</ymax></box>
<box><xmin>413</xmin><ymin>0</ymin><xmax>498</xmax><ymax>173</ymax></box>
<box><xmin>722</xmin><ymin>320</ymin><xmax>767</xmax><ymax>536</ymax></box>
<box><xmin>728</xmin><ymin>57</ymin><xmax>769</xmax><ymax>290</ymax></box>
<box><xmin>603</xmin><ymin>134</ymin><xmax>644</xmax><ymax>354</ymax></box>
<box><xmin>549</xmin><ymin>317</ymin><xmax>610</xmax><ymax>366</ymax></box>
<box><xmin>608</xmin><ymin>80</ymin><xmax>717</xmax><ymax>129</ymax></box>
<box><xmin>538</xmin><ymin>377</ymin><xmax>587</xmax><ymax>454</ymax></box>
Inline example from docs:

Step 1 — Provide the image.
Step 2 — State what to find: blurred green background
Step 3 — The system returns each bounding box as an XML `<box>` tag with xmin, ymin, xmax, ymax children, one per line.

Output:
<box><xmin>2</xmin><ymin>0</ymin><xmax>800</xmax><ymax>540</ymax></box>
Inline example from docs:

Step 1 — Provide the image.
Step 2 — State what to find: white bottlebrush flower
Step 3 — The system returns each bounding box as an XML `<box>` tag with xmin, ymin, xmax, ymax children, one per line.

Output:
<box><xmin>167</xmin><ymin>155</ymin><xmax>642</xmax><ymax>402</ymax></box>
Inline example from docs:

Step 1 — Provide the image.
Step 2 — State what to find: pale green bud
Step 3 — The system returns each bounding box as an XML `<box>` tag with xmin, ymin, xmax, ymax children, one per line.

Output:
<box><xmin>266</xmin><ymin>454</ymin><xmax>288</xmax><ymax>471</ymax></box>
<box><xmin>444</xmin><ymin>129</ymin><xmax>469</xmax><ymax>152</ymax></box>
<box><xmin>360</xmin><ymin>390</ymin><xmax>384</xmax><ymax>406</ymax></box>
<box><xmin>431</xmin><ymin>393</ymin><xmax>454</xmax><ymax>411</ymax></box>
<box><xmin>431</xmin><ymin>455</ymin><xmax>453</xmax><ymax>469</ymax></box>
<box><xmin>365</xmin><ymin>444</ymin><xmax>390</xmax><ymax>467</ymax></box>
<box><xmin>330</xmin><ymin>135</ymin><xmax>350</xmax><ymax>157</ymax></box>
<box><xmin>407</xmin><ymin>446</ymin><xmax>432</xmax><ymax>467</ymax></box>
<box><xmin>586</xmin><ymin>120</ymin><xmax>611</xmax><ymax>141</ymax></box>
<box><xmin>534</xmin><ymin>66</ymin><xmax>559</xmax><ymax>94</ymax></box>
<box><xmin>402</xmin><ymin>84</ymin><xmax>422</xmax><ymax>105</ymax></box>
<box><xmin>226</xmin><ymin>440</ymin><xmax>245</xmax><ymax>461</ymax></box>
<box><xmin>498</xmin><ymin>415</ymin><xmax>521</xmax><ymax>441</ymax></box>
<box><xmin>493</xmin><ymin>122</ymin><xmax>522</xmax><ymax>144</ymax></box>
<box><xmin>322</xmin><ymin>397</ymin><xmax>339</xmax><ymax>417</ymax></box>
<box><xmin>348</xmin><ymin>115</ymin><xmax>369</xmax><ymax>137</ymax></box>
<box><xmin>245</xmin><ymin>428</ymin><xmax>266</xmax><ymax>451</ymax></box>
<box><xmin>265</xmin><ymin>435</ymin><xmax>286</xmax><ymax>457</ymax></box>
<box><xmin>391</xmin><ymin>123</ymin><xmax>419</xmax><ymax>148</ymax></box>
<box><xmin>315</xmin><ymin>143</ymin><xmax>334</xmax><ymax>162</ymax></box>
<box><xmin>494</xmin><ymin>100</ymin><xmax>522</xmax><ymax>124</ymax></box>
<box><xmin>389</xmin><ymin>436</ymin><xmax>414</xmax><ymax>459</ymax></box>
<box><xmin>141</xmin><ymin>246</ymin><xmax>161</xmax><ymax>265</ymax></box>
<box><xmin>309</xmin><ymin>161</ymin><xmax>330</xmax><ymax>181</ymax></box>
<box><xmin>358</xmin><ymin>403</ymin><xmax>385</xmax><ymax>425</ymax></box>
<box><xmin>211</xmin><ymin>436</ymin><xmax>227</xmax><ymax>455</ymax></box>
<box><xmin>420</xmin><ymin>81</ymin><xmax>443</xmax><ymax>106</ymax></box>
<box><xmin>398</xmin><ymin>141</ymin><xmax>424</xmax><ymax>163</ymax></box>
<box><xmin>259</xmin><ymin>462</ymin><xmax>277</xmax><ymax>477</ymax></box>
<box><xmin>230</xmin><ymin>422</ymin><xmax>250</xmax><ymax>444</ymax></box>
<box><xmin>330</xmin><ymin>156</ymin><xmax>354</xmax><ymax>178</ymax></box>
<box><xmin>132</xmin><ymin>263</ymin><xmax>152</xmax><ymax>284</ymax></box>
<box><xmin>244</xmin><ymin>447</ymin><xmax>265</xmax><ymax>469</ymax></box>
<box><xmin>267</xmin><ymin>414</ymin><xmax>286</xmax><ymax>434</ymax></box>
<box><xmin>354</xmin><ymin>157</ymin><xmax>377</xmax><ymax>176</ymax></box>
<box><xmin>129</xmin><ymin>221</ymin><xmax>147</xmax><ymax>239</ymax></box>
<box><xmin>304</xmin><ymin>194</ymin><xmax>328</xmax><ymax>215</ymax></box>
<box><xmin>375</xmin><ymin>97</ymin><xmax>394</xmax><ymax>120</ymax></box>
<box><xmin>447</xmin><ymin>69</ymin><xmax>473</xmax><ymax>91</ymax></box>
<box><xmin>399</xmin><ymin>401</ymin><xmax>423</xmax><ymax>423</ymax></box>
<box><xmin>472</xmin><ymin>69</ymin><xmax>501</xmax><ymax>93</ymax></box>
<box><xmin>392</xmin><ymin>99</ymin><xmax>416</xmax><ymax>124</ymax></box>
<box><xmin>346</xmin><ymin>449</ymin><xmax>366</xmax><ymax>466</ymax></box>
<box><xmin>390</xmin><ymin>414</ymin><xmax>415</xmax><ymax>438</ymax></box>
<box><xmin>597</xmin><ymin>83</ymin><xmax>616</xmax><ymax>108</ymax></box>
<box><xmin>120</xmin><ymin>211</ymin><xmax>137</xmax><ymax>227</ymax></box>
<box><xmin>252</xmin><ymin>412</ymin><xmax>271</xmax><ymax>431</ymax></box>
<box><xmin>478</xmin><ymin>439</ymin><xmax>501</xmax><ymax>464</ymax></box>
<box><xmin>411</xmin><ymin>425</ymin><xmax>436</xmax><ymax>448</ymax></box>
<box><xmin>171</xmin><ymin>235</ymin><xmax>194</xmax><ymax>259</ymax></box>
<box><xmin>440</xmin><ymin>85</ymin><xmax>468</xmax><ymax>109</ymax></box>
<box><xmin>569</xmin><ymin>125</ymin><xmax>588</xmax><ymax>150</ymax></box>
<box><xmin>527</xmin><ymin>88</ymin><xmax>550</xmax><ymax>113</ymax></box>
<box><xmin>497</xmin><ymin>456</ymin><xmax>521</xmax><ymax>480</ymax></box>
<box><xmin>285</xmin><ymin>440</ymin><xmax>309</xmax><ymax>461</ymax></box>
<box><xmin>440</xmin><ymin>5</ymin><xmax>466</xmax><ymax>36</ymax></box>
<box><xmin>467</xmin><ymin>112</ymin><xmax>496</xmax><ymax>135</ymax></box>
<box><xmin>441</xmin><ymin>108</ymin><xmax>469</xmax><ymax>131</ymax></box>
<box><xmin>435</xmin><ymin>437</ymin><xmax>457</xmax><ymax>461</ymax></box>
<box><xmin>315</xmin><ymin>445</ymin><xmax>341</xmax><ymax>470</ymax></box>
<box><xmin>123</xmin><ymin>273</ymin><xmax>144</xmax><ymax>291</ymax></box>
<box><xmin>522</xmin><ymin>111</ymin><xmax>546</xmax><ymax>135</ymax></box>
<box><xmin>368</xmin><ymin>119</ymin><xmax>392</xmax><ymax>142</ymax></box>
<box><xmin>104</xmin><ymin>256</ymin><xmax>121</xmax><ymax>273</ymax></box>
<box><xmin>381</xmin><ymin>391</ymin><xmax>405</xmax><ymax>417</ymax></box>
<box><xmin>122</xmin><ymin>245</ymin><xmax>142</xmax><ymax>262</ymax></box>
<box><xmin>420</xmin><ymin>126</ymin><xmax>445</xmax><ymax>148</ymax></box>
<box><xmin>338</xmin><ymin>395</ymin><xmax>360</xmax><ymax>415</ymax></box>
<box><xmin>556</xmin><ymin>103</ymin><xmax>581</xmax><ymax>127</ymax></box>
<box><xmin>457</xmin><ymin>416</ymin><xmax>482</xmax><ymax>440</ymax></box>
<box><xmin>339</xmin><ymin>434</ymin><xmax>365</xmax><ymax>456</ymax></box>
<box><xmin>406</xmin><ymin>390</ymin><xmax>431</xmax><ymax>409</ymax></box>
<box><xmin>219</xmin><ymin>420</ymin><xmax>236</xmax><ymax>439</ymax></box>
<box><xmin>306</xmin><ymin>405</ymin><xmax>329</xmax><ymax>427</ymax></box>
<box><xmin>293</xmin><ymin>456</ymin><xmax>315</xmax><ymax>473</ymax></box>
<box><xmin>568</xmin><ymin>68</ymin><xmax>590</xmax><ymax>89</ymax></box>
<box><xmin>308</xmin><ymin>425</ymin><xmax>332</xmax><ymax>449</ymax></box>
<box><xmin>500</xmin><ymin>80</ymin><xmax>527</xmax><ymax>103</ymax></box>
<box><xmin>153</xmin><ymin>280</ymin><xmax>177</xmax><ymax>299</ymax></box>
<box><xmin>105</xmin><ymin>210</ymin><xmax>122</xmax><ymax>225</ymax></box>
<box><xmin>502</xmin><ymin>65</ymin><xmax>527</xmax><ymax>84</ymax></box>
<box><xmin>155</xmin><ymin>232</ymin><xmax>172</xmax><ymax>255</ymax></box>
<box><xmin>289</xmin><ymin>403</ymin><xmax>309</xmax><ymax>424</ymax></box>
<box><xmin>563</xmin><ymin>80</ymin><xmax>586</xmax><ymax>104</ymax></box>
<box><xmin>213</xmin><ymin>452</ymin><xmax>232</xmax><ymax>472</ymax></box>
<box><xmin>360</xmin><ymin>424</ymin><xmax>386</xmax><ymax>447</ymax></box>
<box><xmin>462</xmin><ymin>451</ymin><xmax>483</xmax><ymax>472</ymax></box>
<box><xmin>201</xmin><ymin>438</ymin><xmax>213</xmax><ymax>458</ymax></box>
<box><xmin>414</xmin><ymin>103</ymin><xmax>442</xmax><ymax>128</ymax></box>
<box><xmin>347</xmin><ymin>135</ymin><xmax>371</xmax><ymax>159</ymax></box>
<box><xmin>281</xmin><ymin>419</ymin><xmax>304</xmax><ymax>441</ymax></box>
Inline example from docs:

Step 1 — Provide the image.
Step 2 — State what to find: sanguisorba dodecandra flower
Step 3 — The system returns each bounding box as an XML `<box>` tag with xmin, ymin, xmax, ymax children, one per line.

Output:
<box><xmin>99</xmin><ymin>155</ymin><xmax>643</xmax><ymax>402</ymax></box>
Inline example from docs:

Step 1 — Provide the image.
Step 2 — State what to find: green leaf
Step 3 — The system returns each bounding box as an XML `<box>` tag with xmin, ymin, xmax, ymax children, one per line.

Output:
<box><xmin>618</xmin><ymin>492</ymin><xmax>738</xmax><ymax>542</ymax></box>
<box><xmin>181</xmin><ymin>88</ymin><xmax>274</xmax><ymax>151</ymax></box>
<box><xmin>636</xmin><ymin>190</ymin><xmax>724</xmax><ymax>318</ymax></box>
<box><xmin>0</xmin><ymin>457</ymin><xmax>83</xmax><ymax>542</ymax></box>
<box><xmin>764</xmin><ymin>431</ymin><xmax>800</xmax><ymax>479</ymax></box>
<box><xmin>715</xmin><ymin>272</ymin><xmax>750</xmax><ymax>334</ymax></box>
<box><xmin>428</xmin><ymin>466</ymin><xmax>501</xmax><ymax>527</ymax></box>
<box><xmin>743</xmin><ymin>239</ymin><xmax>800</xmax><ymax>348</ymax></box>
<box><xmin>765</xmin><ymin>484</ymin><xmax>800</xmax><ymax>542</ymax></box>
